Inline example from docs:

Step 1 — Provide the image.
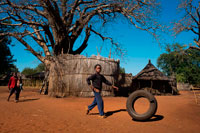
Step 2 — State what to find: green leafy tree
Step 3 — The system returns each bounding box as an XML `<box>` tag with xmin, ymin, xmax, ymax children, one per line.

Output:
<box><xmin>120</xmin><ymin>67</ymin><xmax>125</xmax><ymax>74</ymax></box>
<box><xmin>157</xmin><ymin>43</ymin><xmax>200</xmax><ymax>86</ymax></box>
<box><xmin>35</xmin><ymin>63</ymin><xmax>45</xmax><ymax>72</ymax></box>
<box><xmin>0</xmin><ymin>22</ymin><xmax>16</xmax><ymax>76</ymax></box>
<box><xmin>21</xmin><ymin>63</ymin><xmax>45</xmax><ymax>76</ymax></box>
<box><xmin>10</xmin><ymin>64</ymin><xmax>19</xmax><ymax>73</ymax></box>
<box><xmin>21</xmin><ymin>68</ymin><xmax>37</xmax><ymax>76</ymax></box>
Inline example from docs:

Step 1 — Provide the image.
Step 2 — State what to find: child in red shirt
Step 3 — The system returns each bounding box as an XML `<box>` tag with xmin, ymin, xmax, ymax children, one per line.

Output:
<box><xmin>7</xmin><ymin>72</ymin><xmax>20</xmax><ymax>102</ymax></box>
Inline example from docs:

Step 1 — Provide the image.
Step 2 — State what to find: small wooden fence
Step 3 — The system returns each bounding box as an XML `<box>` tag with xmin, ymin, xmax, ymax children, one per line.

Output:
<box><xmin>22</xmin><ymin>79</ymin><xmax>43</xmax><ymax>87</ymax></box>
<box><xmin>191</xmin><ymin>87</ymin><xmax>200</xmax><ymax>105</ymax></box>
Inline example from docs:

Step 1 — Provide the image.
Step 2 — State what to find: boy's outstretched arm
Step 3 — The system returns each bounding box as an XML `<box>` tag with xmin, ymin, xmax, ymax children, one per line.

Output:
<box><xmin>112</xmin><ymin>85</ymin><xmax>119</xmax><ymax>91</ymax></box>
<box><xmin>102</xmin><ymin>76</ymin><xmax>119</xmax><ymax>91</ymax></box>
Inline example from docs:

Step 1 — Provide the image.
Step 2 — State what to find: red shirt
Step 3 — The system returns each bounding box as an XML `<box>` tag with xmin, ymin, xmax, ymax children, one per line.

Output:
<box><xmin>8</xmin><ymin>76</ymin><xmax>17</xmax><ymax>89</ymax></box>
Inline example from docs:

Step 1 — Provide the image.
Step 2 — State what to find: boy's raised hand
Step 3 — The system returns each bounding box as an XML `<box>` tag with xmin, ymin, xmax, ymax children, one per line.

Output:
<box><xmin>112</xmin><ymin>85</ymin><xmax>119</xmax><ymax>91</ymax></box>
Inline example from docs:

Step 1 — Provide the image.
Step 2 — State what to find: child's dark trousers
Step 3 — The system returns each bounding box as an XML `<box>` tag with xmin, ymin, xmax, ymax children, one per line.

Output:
<box><xmin>88</xmin><ymin>91</ymin><xmax>104</xmax><ymax>116</ymax></box>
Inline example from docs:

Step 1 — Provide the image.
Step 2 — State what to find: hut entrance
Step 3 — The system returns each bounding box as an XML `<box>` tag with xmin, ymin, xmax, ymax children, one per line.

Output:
<box><xmin>133</xmin><ymin>80</ymin><xmax>173</xmax><ymax>95</ymax></box>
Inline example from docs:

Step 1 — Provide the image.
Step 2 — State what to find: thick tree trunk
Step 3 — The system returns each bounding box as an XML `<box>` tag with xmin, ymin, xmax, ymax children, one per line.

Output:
<box><xmin>54</xmin><ymin>37</ymin><xmax>72</xmax><ymax>55</ymax></box>
<box><xmin>53</xmin><ymin>36</ymin><xmax>81</xmax><ymax>55</ymax></box>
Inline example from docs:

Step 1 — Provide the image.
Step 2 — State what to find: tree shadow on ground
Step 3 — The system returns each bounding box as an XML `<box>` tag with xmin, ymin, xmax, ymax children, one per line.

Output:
<box><xmin>132</xmin><ymin>115</ymin><xmax>164</xmax><ymax>122</ymax></box>
<box><xmin>19</xmin><ymin>98</ymin><xmax>40</xmax><ymax>102</ymax></box>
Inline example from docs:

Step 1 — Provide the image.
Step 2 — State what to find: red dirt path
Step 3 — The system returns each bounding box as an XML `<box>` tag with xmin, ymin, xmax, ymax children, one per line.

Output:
<box><xmin>0</xmin><ymin>86</ymin><xmax>200</xmax><ymax>133</ymax></box>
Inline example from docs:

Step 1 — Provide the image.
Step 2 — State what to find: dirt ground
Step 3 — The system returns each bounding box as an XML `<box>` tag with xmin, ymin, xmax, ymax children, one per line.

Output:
<box><xmin>0</xmin><ymin>86</ymin><xmax>200</xmax><ymax>133</ymax></box>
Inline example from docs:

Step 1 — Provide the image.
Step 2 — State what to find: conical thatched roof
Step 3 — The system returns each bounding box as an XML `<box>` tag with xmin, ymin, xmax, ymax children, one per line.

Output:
<box><xmin>133</xmin><ymin>60</ymin><xmax>171</xmax><ymax>81</ymax></box>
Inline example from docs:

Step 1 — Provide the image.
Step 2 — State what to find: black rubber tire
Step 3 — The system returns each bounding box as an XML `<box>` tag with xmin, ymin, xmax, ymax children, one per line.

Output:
<box><xmin>126</xmin><ymin>90</ymin><xmax>157</xmax><ymax>121</ymax></box>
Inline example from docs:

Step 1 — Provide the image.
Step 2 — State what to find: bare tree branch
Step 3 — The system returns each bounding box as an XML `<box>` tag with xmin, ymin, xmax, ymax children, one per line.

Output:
<box><xmin>174</xmin><ymin>0</ymin><xmax>200</xmax><ymax>50</ymax></box>
<box><xmin>90</xmin><ymin>27</ymin><xmax>125</xmax><ymax>57</ymax></box>
<box><xmin>0</xmin><ymin>0</ymin><xmax>160</xmax><ymax>64</ymax></box>
<box><xmin>29</xmin><ymin>26</ymin><xmax>51</xmax><ymax>57</ymax></box>
<box><xmin>73</xmin><ymin>25</ymin><xmax>91</xmax><ymax>54</ymax></box>
<box><xmin>14</xmin><ymin>34</ymin><xmax>45</xmax><ymax>62</ymax></box>
<box><xmin>6</xmin><ymin>0</ymin><xmax>46</xmax><ymax>17</ymax></box>
<box><xmin>190</xmin><ymin>46</ymin><xmax>200</xmax><ymax>51</ymax></box>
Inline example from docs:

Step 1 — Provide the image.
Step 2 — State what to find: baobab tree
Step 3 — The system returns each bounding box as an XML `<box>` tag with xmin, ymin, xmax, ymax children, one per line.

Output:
<box><xmin>174</xmin><ymin>0</ymin><xmax>200</xmax><ymax>51</ymax></box>
<box><xmin>0</xmin><ymin>0</ymin><xmax>160</xmax><ymax>69</ymax></box>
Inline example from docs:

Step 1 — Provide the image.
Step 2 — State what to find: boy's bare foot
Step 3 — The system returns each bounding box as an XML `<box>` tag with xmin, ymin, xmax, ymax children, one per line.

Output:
<box><xmin>99</xmin><ymin>115</ymin><xmax>107</xmax><ymax>118</ymax></box>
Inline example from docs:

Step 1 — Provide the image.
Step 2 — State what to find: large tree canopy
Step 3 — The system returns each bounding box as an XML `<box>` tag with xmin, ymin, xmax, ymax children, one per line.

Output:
<box><xmin>0</xmin><ymin>22</ymin><xmax>16</xmax><ymax>76</ymax></box>
<box><xmin>0</xmin><ymin>0</ymin><xmax>160</xmax><ymax>67</ymax></box>
<box><xmin>157</xmin><ymin>43</ymin><xmax>200</xmax><ymax>86</ymax></box>
<box><xmin>174</xmin><ymin>0</ymin><xmax>200</xmax><ymax>51</ymax></box>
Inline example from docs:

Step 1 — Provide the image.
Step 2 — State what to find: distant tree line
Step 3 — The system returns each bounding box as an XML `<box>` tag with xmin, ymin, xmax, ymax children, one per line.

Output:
<box><xmin>157</xmin><ymin>43</ymin><xmax>200</xmax><ymax>86</ymax></box>
<box><xmin>21</xmin><ymin>63</ymin><xmax>45</xmax><ymax>76</ymax></box>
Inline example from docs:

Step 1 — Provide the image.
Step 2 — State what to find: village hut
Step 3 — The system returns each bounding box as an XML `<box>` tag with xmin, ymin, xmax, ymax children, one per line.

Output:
<box><xmin>23</xmin><ymin>72</ymin><xmax>45</xmax><ymax>87</ymax></box>
<box><xmin>132</xmin><ymin>60</ymin><xmax>178</xmax><ymax>95</ymax></box>
<box><xmin>0</xmin><ymin>73</ymin><xmax>27</xmax><ymax>86</ymax></box>
<box><xmin>0</xmin><ymin>75</ymin><xmax>10</xmax><ymax>86</ymax></box>
<box><xmin>48</xmin><ymin>54</ymin><xmax>119</xmax><ymax>97</ymax></box>
<box><xmin>117</xmin><ymin>73</ymin><xmax>133</xmax><ymax>96</ymax></box>
<box><xmin>26</xmin><ymin>72</ymin><xmax>45</xmax><ymax>80</ymax></box>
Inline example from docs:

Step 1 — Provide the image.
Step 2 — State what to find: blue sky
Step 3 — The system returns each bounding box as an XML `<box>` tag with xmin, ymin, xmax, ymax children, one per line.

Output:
<box><xmin>9</xmin><ymin>0</ymin><xmax>196</xmax><ymax>75</ymax></box>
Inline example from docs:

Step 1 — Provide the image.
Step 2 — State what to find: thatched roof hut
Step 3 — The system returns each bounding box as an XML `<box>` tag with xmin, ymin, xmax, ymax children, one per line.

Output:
<box><xmin>26</xmin><ymin>72</ymin><xmax>45</xmax><ymax>80</ymax></box>
<box><xmin>133</xmin><ymin>60</ymin><xmax>171</xmax><ymax>81</ymax></box>
<box><xmin>132</xmin><ymin>60</ymin><xmax>178</xmax><ymax>95</ymax></box>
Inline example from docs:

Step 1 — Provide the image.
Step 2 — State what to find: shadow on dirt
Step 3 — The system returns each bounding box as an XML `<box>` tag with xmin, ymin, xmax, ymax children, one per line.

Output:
<box><xmin>88</xmin><ymin>113</ymin><xmax>99</xmax><ymax>115</ymax></box>
<box><xmin>105</xmin><ymin>109</ymin><xmax>127</xmax><ymax>117</ymax></box>
<box><xmin>89</xmin><ymin>109</ymin><xmax>127</xmax><ymax>117</ymax></box>
<box><xmin>19</xmin><ymin>98</ymin><xmax>40</xmax><ymax>102</ymax></box>
<box><xmin>132</xmin><ymin>115</ymin><xmax>164</xmax><ymax>122</ymax></box>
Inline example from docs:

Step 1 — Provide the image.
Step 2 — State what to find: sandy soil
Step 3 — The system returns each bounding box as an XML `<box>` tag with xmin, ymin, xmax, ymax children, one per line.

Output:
<box><xmin>0</xmin><ymin>86</ymin><xmax>200</xmax><ymax>133</ymax></box>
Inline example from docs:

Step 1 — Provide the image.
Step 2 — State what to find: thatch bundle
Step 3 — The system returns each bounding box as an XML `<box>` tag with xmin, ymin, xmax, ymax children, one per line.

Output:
<box><xmin>48</xmin><ymin>54</ymin><xmax>119</xmax><ymax>97</ymax></box>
